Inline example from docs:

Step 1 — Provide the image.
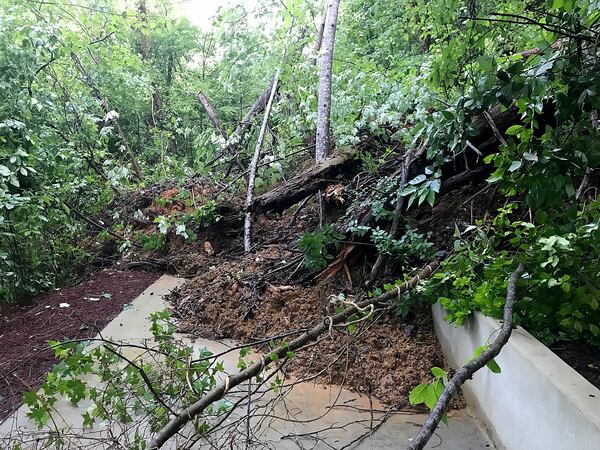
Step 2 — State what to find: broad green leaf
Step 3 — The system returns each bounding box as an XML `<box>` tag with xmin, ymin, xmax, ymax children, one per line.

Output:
<box><xmin>486</xmin><ymin>359</ymin><xmax>502</xmax><ymax>374</ymax></box>
<box><xmin>508</xmin><ymin>160</ymin><xmax>522</xmax><ymax>172</ymax></box>
<box><xmin>431</xmin><ymin>367</ymin><xmax>447</xmax><ymax>378</ymax></box>
<box><xmin>505</xmin><ymin>125</ymin><xmax>523</xmax><ymax>135</ymax></box>
<box><xmin>409</xmin><ymin>383</ymin><xmax>428</xmax><ymax>405</ymax></box>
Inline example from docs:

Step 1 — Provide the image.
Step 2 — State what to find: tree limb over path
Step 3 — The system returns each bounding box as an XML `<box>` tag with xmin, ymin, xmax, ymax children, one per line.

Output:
<box><xmin>148</xmin><ymin>261</ymin><xmax>439</xmax><ymax>449</ymax></box>
<box><xmin>409</xmin><ymin>263</ymin><xmax>526</xmax><ymax>450</ymax></box>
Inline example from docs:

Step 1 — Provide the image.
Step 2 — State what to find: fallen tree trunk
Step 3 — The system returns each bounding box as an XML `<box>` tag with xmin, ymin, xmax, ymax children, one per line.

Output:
<box><xmin>249</xmin><ymin>99</ymin><xmax>553</xmax><ymax>222</ymax></box>
<box><xmin>221</xmin><ymin>77</ymin><xmax>278</xmax><ymax>158</ymax></box>
<box><xmin>252</xmin><ymin>105</ymin><xmax>520</xmax><ymax>217</ymax></box>
<box><xmin>251</xmin><ymin>154</ymin><xmax>356</xmax><ymax>214</ymax></box>
<box><xmin>148</xmin><ymin>260</ymin><xmax>439</xmax><ymax>449</ymax></box>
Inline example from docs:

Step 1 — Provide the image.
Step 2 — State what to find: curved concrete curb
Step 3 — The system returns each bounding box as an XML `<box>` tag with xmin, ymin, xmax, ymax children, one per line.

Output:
<box><xmin>432</xmin><ymin>303</ymin><xmax>600</xmax><ymax>450</ymax></box>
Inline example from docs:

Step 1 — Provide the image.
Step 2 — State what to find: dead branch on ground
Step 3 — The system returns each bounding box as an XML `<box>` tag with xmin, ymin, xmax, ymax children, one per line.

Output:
<box><xmin>408</xmin><ymin>263</ymin><xmax>526</xmax><ymax>450</ymax></box>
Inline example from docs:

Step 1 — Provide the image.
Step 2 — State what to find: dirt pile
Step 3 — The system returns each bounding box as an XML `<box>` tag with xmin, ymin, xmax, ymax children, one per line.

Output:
<box><xmin>169</xmin><ymin>206</ymin><xmax>453</xmax><ymax>408</ymax></box>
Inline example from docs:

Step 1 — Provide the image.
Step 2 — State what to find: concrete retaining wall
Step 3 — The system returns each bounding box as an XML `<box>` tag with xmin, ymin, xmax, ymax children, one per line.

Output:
<box><xmin>432</xmin><ymin>302</ymin><xmax>600</xmax><ymax>450</ymax></box>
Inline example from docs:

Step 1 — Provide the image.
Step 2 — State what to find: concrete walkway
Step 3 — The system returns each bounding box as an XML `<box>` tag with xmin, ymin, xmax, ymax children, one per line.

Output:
<box><xmin>0</xmin><ymin>275</ymin><xmax>493</xmax><ymax>449</ymax></box>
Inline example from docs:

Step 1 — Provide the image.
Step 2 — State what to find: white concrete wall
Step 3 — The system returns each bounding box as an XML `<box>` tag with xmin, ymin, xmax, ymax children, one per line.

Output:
<box><xmin>432</xmin><ymin>303</ymin><xmax>600</xmax><ymax>450</ymax></box>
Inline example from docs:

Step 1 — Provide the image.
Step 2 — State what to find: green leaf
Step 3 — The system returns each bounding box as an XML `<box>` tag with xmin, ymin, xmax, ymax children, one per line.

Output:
<box><xmin>508</xmin><ymin>160</ymin><xmax>522</xmax><ymax>172</ymax></box>
<box><xmin>27</xmin><ymin>406</ymin><xmax>50</xmax><ymax>427</ymax></box>
<box><xmin>505</xmin><ymin>125</ymin><xmax>523</xmax><ymax>136</ymax></box>
<box><xmin>23</xmin><ymin>391</ymin><xmax>38</xmax><ymax>406</ymax></box>
<box><xmin>0</xmin><ymin>165</ymin><xmax>10</xmax><ymax>176</ymax></box>
<box><xmin>431</xmin><ymin>367</ymin><xmax>447</xmax><ymax>379</ymax></box>
<box><xmin>483</xmin><ymin>154</ymin><xmax>496</xmax><ymax>164</ymax></box>
<box><xmin>486</xmin><ymin>359</ymin><xmax>502</xmax><ymax>374</ymax></box>
<box><xmin>565</xmin><ymin>183</ymin><xmax>575</xmax><ymax>197</ymax></box>
<box><xmin>441</xmin><ymin>110</ymin><xmax>455</xmax><ymax>120</ymax></box>
<box><xmin>424</xmin><ymin>381</ymin><xmax>443</xmax><ymax>409</ymax></box>
<box><xmin>426</xmin><ymin>189</ymin><xmax>436</xmax><ymax>207</ymax></box>
<box><xmin>409</xmin><ymin>174</ymin><xmax>426</xmax><ymax>185</ymax></box>
<box><xmin>409</xmin><ymin>383</ymin><xmax>428</xmax><ymax>405</ymax></box>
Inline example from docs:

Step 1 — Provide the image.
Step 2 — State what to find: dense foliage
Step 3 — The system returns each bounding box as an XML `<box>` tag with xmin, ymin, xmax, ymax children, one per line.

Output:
<box><xmin>3</xmin><ymin>0</ymin><xmax>600</xmax><ymax>448</ymax></box>
<box><xmin>2</xmin><ymin>0</ymin><xmax>600</xmax><ymax>347</ymax></box>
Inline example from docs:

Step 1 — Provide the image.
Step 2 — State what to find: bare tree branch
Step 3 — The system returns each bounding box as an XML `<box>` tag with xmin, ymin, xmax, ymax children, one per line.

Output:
<box><xmin>70</xmin><ymin>52</ymin><xmax>144</xmax><ymax>180</ymax></box>
<box><xmin>408</xmin><ymin>263</ymin><xmax>526</xmax><ymax>450</ymax></box>
<box><xmin>197</xmin><ymin>92</ymin><xmax>229</xmax><ymax>140</ymax></box>
<box><xmin>244</xmin><ymin>69</ymin><xmax>281</xmax><ymax>252</ymax></box>
<box><xmin>218</xmin><ymin>77</ymin><xmax>278</xmax><ymax>160</ymax></box>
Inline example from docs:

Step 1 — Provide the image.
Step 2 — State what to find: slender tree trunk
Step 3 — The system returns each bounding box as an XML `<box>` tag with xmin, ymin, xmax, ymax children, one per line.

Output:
<box><xmin>315</xmin><ymin>0</ymin><xmax>341</xmax><ymax>163</ymax></box>
<box><xmin>70</xmin><ymin>52</ymin><xmax>144</xmax><ymax>181</ymax></box>
<box><xmin>137</xmin><ymin>0</ymin><xmax>150</xmax><ymax>59</ymax></box>
<box><xmin>243</xmin><ymin>69</ymin><xmax>280</xmax><ymax>252</ymax></box>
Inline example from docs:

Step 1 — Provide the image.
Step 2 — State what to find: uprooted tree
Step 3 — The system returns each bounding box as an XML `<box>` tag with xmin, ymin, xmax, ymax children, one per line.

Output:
<box><xmin>2</xmin><ymin>0</ymin><xmax>600</xmax><ymax>449</ymax></box>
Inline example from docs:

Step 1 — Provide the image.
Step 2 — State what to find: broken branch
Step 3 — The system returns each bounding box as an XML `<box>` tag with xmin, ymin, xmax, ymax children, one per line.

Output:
<box><xmin>197</xmin><ymin>91</ymin><xmax>228</xmax><ymax>140</ymax></box>
<box><xmin>244</xmin><ymin>69</ymin><xmax>281</xmax><ymax>252</ymax></box>
<box><xmin>408</xmin><ymin>263</ymin><xmax>525</xmax><ymax>450</ymax></box>
<box><xmin>219</xmin><ymin>77</ymin><xmax>278</xmax><ymax>159</ymax></box>
<box><xmin>148</xmin><ymin>261</ymin><xmax>439</xmax><ymax>449</ymax></box>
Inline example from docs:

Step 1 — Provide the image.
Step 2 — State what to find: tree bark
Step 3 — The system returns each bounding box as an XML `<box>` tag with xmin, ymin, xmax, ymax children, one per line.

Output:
<box><xmin>251</xmin><ymin>154</ymin><xmax>356</xmax><ymax>214</ymax></box>
<box><xmin>315</xmin><ymin>0</ymin><xmax>341</xmax><ymax>163</ymax></box>
<box><xmin>197</xmin><ymin>92</ymin><xmax>229</xmax><ymax>140</ymax></box>
<box><xmin>244</xmin><ymin>69</ymin><xmax>280</xmax><ymax>252</ymax></box>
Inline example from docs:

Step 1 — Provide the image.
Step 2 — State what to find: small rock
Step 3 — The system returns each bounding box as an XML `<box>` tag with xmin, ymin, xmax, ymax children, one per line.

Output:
<box><xmin>403</xmin><ymin>324</ymin><xmax>416</xmax><ymax>336</ymax></box>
